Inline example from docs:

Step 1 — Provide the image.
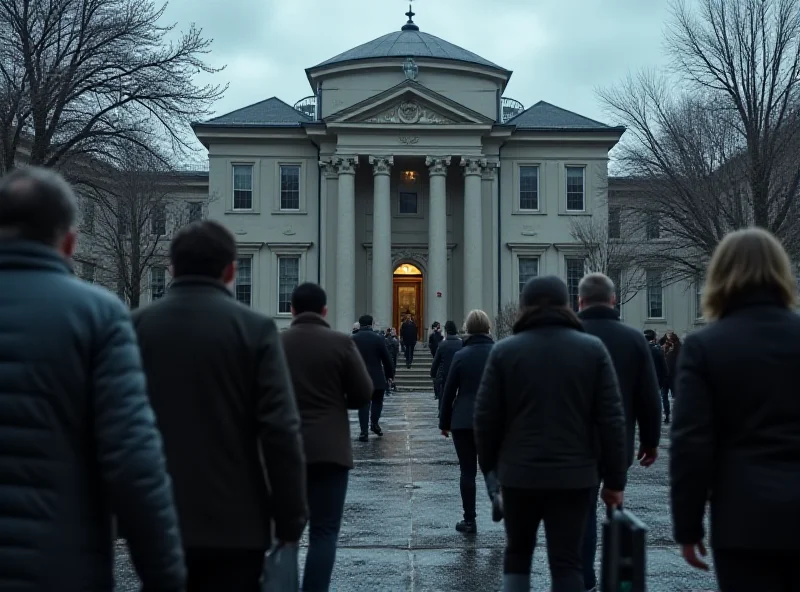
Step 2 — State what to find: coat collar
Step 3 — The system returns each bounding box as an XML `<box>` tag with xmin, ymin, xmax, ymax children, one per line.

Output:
<box><xmin>722</xmin><ymin>288</ymin><xmax>786</xmax><ymax>317</ymax></box>
<box><xmin>513</xmin><ymin>306</ymin><xmax>584</xmax><ymax>334</ymax></box>
<box><xmin>168</xmin><ymin>276</ymin><xmax>232</xmax><ymax>297</ymax></box>
<box><xmin>290</xmin><ymin>312</ymin><xmax>330</xmax><ymax>328</ymax></box>
<box><xmin>577</xmin><ymin>305</ymin><xmax>620</xmax><ymax>321</ymax></box>
<box><xmin>0</xmin><ymin>240</ymin><xmax>73</xmax><ymax>274</ymax></box>
<box><xmin>463</xmin><ymin>333</ymin><xmax>494</xmax><ymax>346</ymax></box>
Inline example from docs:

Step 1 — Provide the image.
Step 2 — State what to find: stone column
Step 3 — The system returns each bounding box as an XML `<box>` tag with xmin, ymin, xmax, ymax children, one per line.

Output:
<box><xmin>369</xmin><ymin>156</ymin><xmax>393</xmax><ymax>330</ymax></box>
<box><xmin>461</xmin><ymin>158</ymin><xmax>485</xmax><ymax>315</ymax></box>
<box><xmin>426</xmin><ymin>156</ymin><xmax>450</xmax><ymax>327</ymax></box>
<box><xmin>335</xmin><ymin>156</ymin><xmax>358</xmax><ymax>332</ymax></box>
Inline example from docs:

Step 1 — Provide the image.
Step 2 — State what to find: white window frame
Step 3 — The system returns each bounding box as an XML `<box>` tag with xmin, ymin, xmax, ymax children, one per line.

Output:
<box><xmin>276</xmin><ymin>162</ymin><xmax>303</xmax><ymax>212</ymax></box>
<box><xmin>565</xmin><ymin>165</ymin><xmax>586</xmax><ymax>213</ymax></box>
<box><xmin>565</xmin><ymin>257</ymin><xmax>586</xmax><ymax>312</ymax></box>
<box><xmin>512</xmin><ymin>162</ymin><xmax>545</xmax><ymax>215</ymax></box>
<box><xmin>518</xmin><ymin>165</ymin><xmax>540</xmax><ymax>212</ymax></box>
<box><xmin>277</xmin><ymin>255</ymin><xmax>300</xmax><ymax>314</ymax></box>
<box><xmin>646</xmin><ymin>210</ymin><xmax>661</xmax><ymax>240</ymax></box>
<box><xmin>695</xmin><ymin>276</ymin><xmax>704</xmax><ymax>320</ymax></box>
<box><xmin>646</xmin><ymin>269</ymin><xmax>665</xmax><ymax>320</ymax></box>
<box><xmin>232</xmin><ymin>163</ymin><xmax>255</xmax><ymax>211</ymax></box>
<box><xmin>507</xmin><ymin>243</ymin><xmax>549</xmax><ymax>304</ymax></box>
<box><xmin>151</xmin><ymin>203</ymin><xmax>167</xmax><ymax>236</ymax></box>
<box><xmin>266</xmin><ymin>242</ymin><xmax>312</xmax><ymax>317</ymax></box>
<box><xmin>235</xmin><ymin>255</ymin><xmax>254</xmax><ymax>306</ymax></box>
<box><xmin>150</xmin><ymin>266</ymin><xmax>167</xmax><ymax>302</ymax></box>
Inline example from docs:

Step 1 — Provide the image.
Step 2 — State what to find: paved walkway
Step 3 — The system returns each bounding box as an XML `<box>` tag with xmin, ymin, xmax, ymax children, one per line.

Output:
<box><xmin>114</xmin><ymin>390</ymin><xmax>718</xmax><ymax>591</ymax></box>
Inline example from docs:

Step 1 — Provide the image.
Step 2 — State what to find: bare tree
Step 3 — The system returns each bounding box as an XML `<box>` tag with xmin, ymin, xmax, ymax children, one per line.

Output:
<box><xmin>600</xmin><ymin>0</ymin><xmax>800</xmax><ymax>277</ymax></box>
<box><xmin>83</xmin><ymin>145</ymin><xmax>202</xmax><ymax>308</ymax></box>
<box><xmin>0</xmin><ymin>0</ymin><xmax>225</xmax><ymax>174</ymax></box>
<box><xmin>493</xmin><ymin>303</ymin><xmax>518</xmax><ymax>341</ymax></box>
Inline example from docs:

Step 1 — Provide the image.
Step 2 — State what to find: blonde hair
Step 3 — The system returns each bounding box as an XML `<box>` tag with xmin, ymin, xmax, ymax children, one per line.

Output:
<box><xmin>464</xmin><ymin>309</ymin><xmax>491</xmax><ymax>335</ymax></box>
<box><xmin>702</xmin><ymin>227</ymin><xmax>797</xmax><ymax>320</ymax></box>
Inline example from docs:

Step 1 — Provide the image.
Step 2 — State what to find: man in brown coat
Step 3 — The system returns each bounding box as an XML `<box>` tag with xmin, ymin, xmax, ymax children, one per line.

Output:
<box><xmin>280</xmin><ymin>282</ymin><xmax>373</xmax><ymax>591</ymax></box>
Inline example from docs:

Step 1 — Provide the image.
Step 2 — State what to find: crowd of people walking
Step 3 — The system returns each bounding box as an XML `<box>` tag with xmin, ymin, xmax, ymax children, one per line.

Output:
<box><xmin>1</xmin><ymin>167</ymin><xmax>799</xmax><ymax>592</ymax></box>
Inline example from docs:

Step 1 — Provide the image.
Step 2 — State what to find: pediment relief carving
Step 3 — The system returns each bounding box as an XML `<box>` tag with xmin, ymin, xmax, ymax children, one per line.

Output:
<box><xmin>363</xmin><ymin>100</ymin><xmax>457</xmax><ymax>125</ymax></box>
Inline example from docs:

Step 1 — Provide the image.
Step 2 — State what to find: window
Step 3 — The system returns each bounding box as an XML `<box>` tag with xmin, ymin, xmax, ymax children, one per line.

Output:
<box><xmin>566</xmin><ymin>258</ymin><xmax>584</xmax><ymax>312</ymax></box>
<box><xmin>646</xmin><ymin>211</ymin><xmax>660</xmax><ymax>240</ymax></box>
<box><xmin>646</xmin><ymin>270</ymin><xmax>664</xmax><ymax>319</ymax></box>
<box><xmin>566</xmin><ymin>166</ymin><xmax>585</xmax><ymax>211</ymax></box>
<box><xmin>278</xmin><ymin>256</ymin><xmax>300</xmax><ymax>314</ymax></box>
<box><xmin>233</xmin><ymin>164</ymin><xmax>253</xmax><ymax>210</ymax></box>
<box><xmin>80</xmin><ymin>262</ymin><xmax>96</xmax><ymax>283</ymax></box>
<box><xmin>608</xmin><ymin>207</ymin><xmax>621</xmax><ymax>239</ymax></box>
<box><xmin>519</xmin><ymin>166</ymin><xmax>539</xmax><ymax>210</ymax></box>
<box><xmin>399</xmin><ymin>191</ymin><xmax>418</xmax><ymax>215</ymax></box>
<box><xmin>117</xmin><ymin>209</ymin><xmax>130</xmax><ymax>236</ymax></box>
<box><xmin>608</xmin><ymin>267</ymin><xmax>622</xmax><ymax>312</ymax></box>
<box><xmin>280</xmin><ymin>165</ymin><xmax>301</xmax><ymax>210</ymax></box>
<box><xmin>82</xmin><ymin>202</ymin><xmax>95</xmax><ymax>233</ymax></box>
<box><xmin>235</xmin><ymin>257</ymin><xmax>252</xmax><ymax>306</ymax></box>
<box><xmin>695</xmin><ymin>277</ymin><xmax>704</xmax><ymax>319</ymax></box>
<box><xmin>150</xmin><ymin>266</ymin><xmax>166</xmax><ymax>301</ymax></box>
<box><xmin>151</xmin><ymin>204</ymin><xmax>166</xmax><ymax>235</ymax></box>
<box><xmin>188</xmin><ymin>202</ymin><xmax>202</xmax><ymax>223</ymax></box>
<box><xmin>518</xmin><ymin>257</ymin><xmax>539</xmax><ymax>294</ymax></box>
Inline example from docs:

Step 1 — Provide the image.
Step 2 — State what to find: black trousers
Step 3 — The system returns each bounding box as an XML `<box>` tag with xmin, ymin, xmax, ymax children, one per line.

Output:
<box><xmin>714</xmin><ymin>549</ymin><xmax>800</xmax><ymax>592</ymax></box>
<box><xmin>404</xmin><ymin>343</ymin><xmax>415</xmax><ymax>366</ymax></box>
<box><xmin>358</xmin><ymin>389</ymin><xmax>385</xmax><ymax>433</ymax></box>
<box><xmin>185</xmin><ymin>548</ymin><xmax>264</xmax><ymax>592</ymax></box>
<box><xmin>502</xmin><ymin>487</ymin><xmax>591</xmax><ymax>592</ymax></box>
<box><xmin>451</xmin><ymin>429</ymin><xmax>499</xmax><ymax>521</ymax></box>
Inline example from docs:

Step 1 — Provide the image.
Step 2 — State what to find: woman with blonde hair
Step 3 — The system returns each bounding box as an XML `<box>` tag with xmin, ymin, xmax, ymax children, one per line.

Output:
<box><xmin>439</xmin><ymin>309</ymin><xmax>501</xmax><ymax>534</ymax></box>
<box><xmin>670</xmin><ymin>227</ymin><xmax>800</xmax><ymax>592</ymax></box>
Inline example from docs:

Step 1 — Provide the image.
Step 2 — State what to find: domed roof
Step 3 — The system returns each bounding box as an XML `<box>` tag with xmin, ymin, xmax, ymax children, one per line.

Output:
<box><xmin>310</xmin><ymin>9</ymin><xmax>505</xmax><ymax>72</ymax></box>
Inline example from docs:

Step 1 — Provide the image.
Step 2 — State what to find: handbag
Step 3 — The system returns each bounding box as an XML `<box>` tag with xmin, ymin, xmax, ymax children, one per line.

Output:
<box><xmin>601</xmin><ymin>505</ymin><xmax>647</xmax><ymax>592</ymax></box>
<box><xmin>262</xmin><ymin>543</ymin><xmax>299</xmax><ymax>592</ymax></box>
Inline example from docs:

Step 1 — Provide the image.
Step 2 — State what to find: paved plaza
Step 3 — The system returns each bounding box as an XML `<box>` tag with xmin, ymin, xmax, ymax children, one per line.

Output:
<box><xmin>114</xmin><ymin>390</ymin><xmax>717</xmax><ymax>591</ymax></box>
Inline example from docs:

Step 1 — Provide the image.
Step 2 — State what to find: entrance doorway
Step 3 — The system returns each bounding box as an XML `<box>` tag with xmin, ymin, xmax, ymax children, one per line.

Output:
<box><xmin>393</xmin><ymin>263</ymin><xmax>423</xmax><ymax>340</ymax></box>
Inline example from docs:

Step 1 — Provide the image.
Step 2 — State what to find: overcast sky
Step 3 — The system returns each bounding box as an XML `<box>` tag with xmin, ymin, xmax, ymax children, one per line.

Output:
<box><xmin>162</xmin><ymin>0</ymin><xmax>675</xmax><ymax>154</ymax></box>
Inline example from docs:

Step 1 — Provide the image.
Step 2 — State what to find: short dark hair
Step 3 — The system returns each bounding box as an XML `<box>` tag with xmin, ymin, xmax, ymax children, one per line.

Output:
<box><xmin>358</xmin><ymin>314</ymin><xmax>373</xmax><ymax>327</ymax></box>
<box><xmin>170</xmin><ymin>220</ymin><xmax>236</xmax><ymax>278</ymax></box>
<box><xmin>644</xmin><ymin>329</ymin><xmax>656</xmax><ymax>341</ymax></box>
<box><xmin>291</xmin><ymin>282</ymin><xmax>326</xmax><ymax>314</ymax></box>
<box><xmin>444</xmin><ymin>320</ymin><xmax>458</xmax><ymax>335</ymax></box>
<box><xmin>0</xmin><ymin>167</ymin><xmax>77</xmax><ymax>245</ymax></box>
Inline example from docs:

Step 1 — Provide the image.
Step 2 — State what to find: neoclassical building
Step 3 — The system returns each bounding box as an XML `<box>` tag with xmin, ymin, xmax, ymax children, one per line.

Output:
<box><xmin>192</xmin><ymin>8</ymin><xmax>629</xmax><ymax>336</ymax></box>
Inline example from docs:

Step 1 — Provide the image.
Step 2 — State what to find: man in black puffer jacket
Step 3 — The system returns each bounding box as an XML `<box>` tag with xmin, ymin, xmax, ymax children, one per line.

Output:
<box><xmin>0</xmin><ymin>168</ymin><xmax>185</xmax><ymax>592</ymax></box>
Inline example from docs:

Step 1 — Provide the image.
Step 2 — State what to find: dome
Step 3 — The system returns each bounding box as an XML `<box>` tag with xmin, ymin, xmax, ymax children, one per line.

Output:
<box><xmin>310</xmin><ymin>9</ymin><xmax>505</xmax><ymax>72</ymax></box>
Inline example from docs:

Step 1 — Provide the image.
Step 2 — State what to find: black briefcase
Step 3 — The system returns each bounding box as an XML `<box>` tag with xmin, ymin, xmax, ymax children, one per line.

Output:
<box><xmin>601</xmin><ymin>505</ymin><xmax>647</xmax><ymax>592</ymax></box>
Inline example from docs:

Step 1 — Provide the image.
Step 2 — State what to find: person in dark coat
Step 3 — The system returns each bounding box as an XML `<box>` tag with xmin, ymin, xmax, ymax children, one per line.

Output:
<box><xmin>663</xmin><ymin>332</ymin><xmax>681</xmax><ymax>397</ymax></box>
<box><xmin>384</xmin><ymin>328</ymin><xmax>400</xmax><ymax>394</ymax></box>
<box><xmin>281</xmin><ymin>283</ymin><xmax>372</xmax><ymax>591</ymax></box>
<box><xmin>352</xmin><ymin>314</ymin><xmax>394</xmax><ymax>442</ymax></box>
<box><xmin>670</xmin><ymin>228</ymin><xmax>800</xmax><ymax>591</ymax></box>
<box><xmin>0</xmin><ymin>168</ymin><xmax>185</xmax><ymax>592</ymax></box>
<box><xmin>400</xmin><ymin>315</ymin><xmax>418</xmax><ymax>367</ymax></box>
<box><xmin>578</xmin><ymin>273</ymin><xmax>662</xmax><ymax>591</ymax></box>
<box><xmin>475</xmin><ymin>276</ymin><xmax>627</xmax><ymax>592</ymax></box>
<box><xmin>133</xmin><ymin>220</ymin><xmax>307</xmax><ymax>592</ymax></box>
<box><xmin>428</xmin><ymin>321</ymin><xmax>443</xmax><ymax>357</ymax></box>
<box><xmin>431</xmin><ymin>320</ymin><xmax>462</xmax><ymax>401</ymax></box>
<box><xmin>644</xmin><ymin>329</ymin><xmax>670</xmax><ymax>422</ymax></box>
<box><xmin>439</xmin><ymin>310</ymin><xmax>501</xmax><ymax>534</ymax></box>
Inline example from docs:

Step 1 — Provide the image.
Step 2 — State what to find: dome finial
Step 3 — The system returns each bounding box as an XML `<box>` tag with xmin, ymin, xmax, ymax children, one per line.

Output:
<box><xmin>402</xmin><ymin>2</ymin><xmax>419</xmax><ymax>31</ymax></box>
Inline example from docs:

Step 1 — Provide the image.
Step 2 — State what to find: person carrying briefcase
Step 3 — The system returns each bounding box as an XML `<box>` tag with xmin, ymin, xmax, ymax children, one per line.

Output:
<box><xmin>602</xmin><ymin>505</ymin><xmax>647</xmax><ymax>592</ymax></box>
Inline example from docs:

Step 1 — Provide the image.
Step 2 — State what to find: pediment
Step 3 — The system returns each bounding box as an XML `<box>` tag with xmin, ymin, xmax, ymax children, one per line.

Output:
<box><xmin>327</xmin><ymin>81</ymin><xmax>494</xmax><ymax>126</ymax></box>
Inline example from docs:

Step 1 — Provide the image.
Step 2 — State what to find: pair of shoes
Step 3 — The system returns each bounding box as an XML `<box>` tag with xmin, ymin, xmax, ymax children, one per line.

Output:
<box><xmin>370</xmin><ymin>423</ymin><xmax>383</xmax><ymax>437</ymax></box>
<box><xmin>455</xmin><ymin>520</ymin><xmax>477</xmax><ymax>534</ymax></box>
<box><xmin>358</xmin><ymin>432</ymin><xmax>369</xmax><ymax>442</ymax></box>
<box><xmin>491</xmin><ymin>492</ymin><xmax>504</xmax><ymax>523</ymax></box>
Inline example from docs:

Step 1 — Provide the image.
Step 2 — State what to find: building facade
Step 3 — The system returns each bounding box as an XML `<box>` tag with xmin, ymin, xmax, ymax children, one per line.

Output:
<box><xmin>190</xmin><ymin>9</ymin><xmax>639</xmax><ymax>337</ymax></box>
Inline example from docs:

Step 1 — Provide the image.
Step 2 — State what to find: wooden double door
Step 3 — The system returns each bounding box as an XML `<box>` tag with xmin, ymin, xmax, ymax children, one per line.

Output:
<box><xmin>393</xmin><ymin>277</ymin><xmax>423</xmax><ymax>340</ymax></box>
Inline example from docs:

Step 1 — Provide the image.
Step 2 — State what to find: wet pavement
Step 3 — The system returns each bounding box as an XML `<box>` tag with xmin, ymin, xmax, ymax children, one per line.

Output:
<box><xmin>114</xmin><ymin>390</ymin><xmax>718</xmax><ymax>591</ymax></box>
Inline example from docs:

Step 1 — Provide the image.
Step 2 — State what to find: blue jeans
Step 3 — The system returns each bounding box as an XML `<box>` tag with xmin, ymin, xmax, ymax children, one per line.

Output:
<box><xmin>582</xmin><ymin>485</ymin><xmax>601</xmax><ymax>590</ymax></box>
<box><xmin>302</xmin><ymin>463</ymin><xmax>349</xmax><ymax>592</ymax></box>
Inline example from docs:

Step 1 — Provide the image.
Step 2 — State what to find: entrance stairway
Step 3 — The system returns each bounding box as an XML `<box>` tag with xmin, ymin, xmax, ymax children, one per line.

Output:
<box><xmin>393</xmin><ymin>345</ymin><xmax>435</xmax><ymax>392</ymax></box>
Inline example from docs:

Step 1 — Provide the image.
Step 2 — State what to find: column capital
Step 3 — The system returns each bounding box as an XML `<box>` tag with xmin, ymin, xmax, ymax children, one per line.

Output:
<box><xmin>481</xmin><ymin>161</ymin><xmax>500</xmax><ymax>180</ymax></box>
<box><xmin>333</xmin><ymin>156</ymin><xmax>358</xmax><ymax>175</ymax></box>
<box><xmin>425</xmin><ymin>156</ymin><xmax>451</xmax><ymax>176</ymax></box>
<box><xmin>460</xmin><ymin>157</ymin><xmax>488</xmax><ymax>177</ymax></box>
<box><xmin>368</xmin><ymin>155</ymin><xmax>394</xmax><ymax>176</ymax></box>
<box><xmin>319</xmin><ymin>159</ymin><xmax>339</xmax><ymax>179</ymax></box>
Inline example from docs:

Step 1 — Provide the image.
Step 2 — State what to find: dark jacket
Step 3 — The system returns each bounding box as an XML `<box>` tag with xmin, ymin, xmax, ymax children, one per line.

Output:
<box><xmin>430</xmin><ymin>334</ymin><xmax>463</xmax><ymax>384</ymax></box>
<box><xmin>665</xmin><ymin>341</ymin><xmax>680</xmax><ymax>379</ymax></box>
<box><xmin>352</xmin><ymin>327</ymin><xmax>394</xmax><ymax>391</ymax></box>
<box><xmin>578</xmin><ymin>306</ymin><xmax>662</xmax><ymax>465</ymax></box>
<box><xmin>132</xmin><ymin>277</ymin><xmax>307</xmax><ymax>547</ymax></box>
<box><xmin>385</xmin><ymin>334</ymin><xmax>400</xmax><ymax>361</ymax></box>
<box><xmin>474</xmin><ymin>308</ymin><xmax>628</xmax><ymax>491</ymax></box>
<box><xmin>439</xmin><ymin>334</ymin><xmax>494</xmax><ymax>431</ymax></box>
<box><xmin>670</xmin><ymin>291</ymin><xmax>800</xmax><ymax>549</ymax></box>
<box><xmin>281</xmin><ymin>313</ymin><xmax>373</xmax><ymax>469</ymax></box>
<box><xmin>0</xmin><ymin>241</ymin><xmax>184</xmax><ymax>591</ymax></box>
<box><xmin>648</xmin><ymin>342</ymin><xmax>668</xmax><ymax>389</ymax></box>
<box><xmin>400</xmin><ymin>320</ymin><xmax>418</xmax><ymax>345</ymax></box>
<box><xmin>428</xmin><ymin>330</ymin><xmax>444</xmax><ymax>357</ymax></box>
